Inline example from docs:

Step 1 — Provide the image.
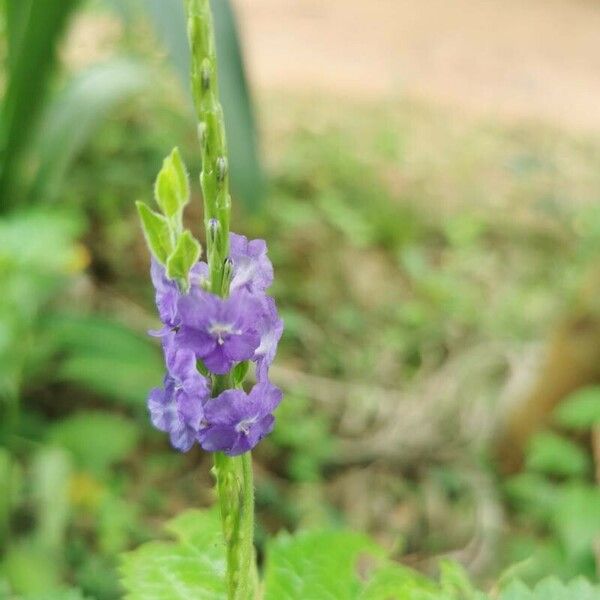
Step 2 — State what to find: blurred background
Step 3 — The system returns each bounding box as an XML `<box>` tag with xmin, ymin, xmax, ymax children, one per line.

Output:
<box><xmin>1</xmin><ymin>0</ymin><xmax>600</xmax><ymax>597</ymax></box>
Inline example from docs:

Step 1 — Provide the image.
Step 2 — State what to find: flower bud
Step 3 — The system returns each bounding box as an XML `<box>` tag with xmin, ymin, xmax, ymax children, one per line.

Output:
<box><xmin>216</xmin><ymin>156</ymin><xmax>228</xmax><ymax>183</ymax></box>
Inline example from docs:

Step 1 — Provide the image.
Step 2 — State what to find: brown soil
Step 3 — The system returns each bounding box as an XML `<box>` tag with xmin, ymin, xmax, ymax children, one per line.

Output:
<box><xmin>234</xmin><ymin>0</ymin><xmax>600</xmax><ymax>132</ymax></box>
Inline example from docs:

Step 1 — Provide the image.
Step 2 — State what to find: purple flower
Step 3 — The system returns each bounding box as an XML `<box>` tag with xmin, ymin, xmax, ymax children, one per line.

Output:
<box><xmin>147</xmin><ymin>334</ymin><xmax>210</xmax><ymax>452</ymax></box>
<box><xmin>177</xmin><ymin>289</ymin><xmax>262</xmax><ymax>375</ymax></box>
<box><xmin>148</xmin><ymin>376</ymin><xmax>206</xmax><ymax>452</ymax></box>
<box><xmin>162</xmin><ymin>332</ymin><xmax>210</xmax><ymax>405</ymax></box>
<box><xmin>150</xmin><ymin>258</ymin><xmax>180</xmax><ymax>329</ymax></box>
<box><xmin>229</xmin><ymin>232</ymin><xmax>274</xmax><ymax>294</ymax></box>
<box><xmin>254</xmin><ymin>296</ymin><xmax>284</xmax><ymax>382</ymax></box>
<box><xmin>200</xmin><ymin>382</ymin><xmax>283</xmax><ymax>456</ymax></box>
<box><xmin>150</xmin><ymin>259</ymin><xmax>209</xmax><ymax>333</ymax></box>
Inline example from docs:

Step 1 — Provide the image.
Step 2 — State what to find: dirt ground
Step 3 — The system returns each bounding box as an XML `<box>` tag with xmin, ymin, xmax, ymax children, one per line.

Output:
<box><xmin>234</xmin><ymin>0</ymin><xmax>600</xmax><ymax>133</ymax></box>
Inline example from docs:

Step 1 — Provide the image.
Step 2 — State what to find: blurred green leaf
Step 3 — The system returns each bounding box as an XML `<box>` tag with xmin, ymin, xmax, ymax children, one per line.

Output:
<box><xmin>499</xmin><ymin>577</ymin><xmax>600</xmax><ymax>600</ymax></box>
<box><xmin>551</xmin><ymin>484</ymin><xmax>600</xmax><ymax>565</ymax></box>
<box><xmin>504</xmin><ymin>473</ymin><xmax>559</xmax><ymax>524</ymax></box>
<box><xmin>358</xmin><ymin>564</ymin><xmax>439</xmax><ymax>600</ymax></box>
<box><xmin>48</xmin><ymin>411</ymin><xmax>139</xmax><ymax>475</ymax></box>
<box><xmin>23</xmin><ymin>589</ymin><xmax>92</xmax><ymax>600</ymax></box>
<box><xmin>263</xmin><ymin>530</ymin><xmax>383</xmax><ymax>600</ymax></box>
<box><xmin>0</xmin><ymin>210</ymin><xmax>83</xmax><ymax>274</ymax></box>
<box><xmin>98</xmin><ymin>493</ymin><xmax>138</xmax><ymax>556</ymax></box>
<box><xmin>29</xmin><ymin>59</ymin><xmax>150</xmax><ymax>204</ymax></box>
<box><xmin>3</xmin><ymin>540</ymin><xmax>62</xmax><ymax>595</ymax></box>
<box><xmin>42</xmin><ymin>313</ymin><xmax>163</xmax><ymax>406</ymax></box>
<box><xmin>439</xmin><ymin>560</ymin><xmax>481</xmax><ymax>597</ymax></box>
<box><xmin>0</xmin><ymin>447</ymin><xmax>13</xmax><ymax>547</ymax></box>
<box><xmin>120</xmin><ymin>509</ymin><xmax>227</xmax><ymax>599</ymax></box>
<box><xmin>0</xmin><ymin>210</ymin><xmax>82</xmax><ymax>399</ymax></box>
<box><xmin>142</xmin><ymin>0</ymin><xmax>264</xmax><ymax>212</ymax></box>
<box><xmin>525</xmin><ymin>432</ymin><xmax>590</xmax><ymax>478</ymax></box>
<box><xmin>0</xmin><ymin>0</ymin><xmax>80</xmax><ymax>209</ymax></box>
<box><xmin>32</xmin><ymin>447</ymin><xmax>72</xmax><ymax>550</ymax></box>
<box><xmin>554</xmin><ymin>386</ymin><xmax>600</xmax><ymax>430</ymax></box>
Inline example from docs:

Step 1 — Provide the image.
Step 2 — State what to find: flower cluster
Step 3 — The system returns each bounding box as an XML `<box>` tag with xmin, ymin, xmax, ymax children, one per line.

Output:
<box><xmin>147</xmin><ymin>232</ymin><xmax>283</xmax><ymax>455</ymax></box>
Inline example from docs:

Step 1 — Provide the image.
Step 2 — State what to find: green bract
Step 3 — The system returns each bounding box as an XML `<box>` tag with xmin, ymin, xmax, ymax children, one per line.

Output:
<box><xmin>136</xmin><ymin>201</ymin><xmax>173</xmax><ymax>265</ymax></box>
<box><xmin>167</xmin><ymin>230</ymin><xmax>202</xmax><ymax>282</ymax></box>
<box><xmin>154</xmin><ymin>147</ymin><xmax>190</xmax><ymax>220</ymax></box>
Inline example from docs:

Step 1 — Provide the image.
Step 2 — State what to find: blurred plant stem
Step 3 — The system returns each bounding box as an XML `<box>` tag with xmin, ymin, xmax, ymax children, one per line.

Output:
<box><xmin>186</xmin><ymin>0</ymin><xmax>257</xmax><ymax>597</ymax></box>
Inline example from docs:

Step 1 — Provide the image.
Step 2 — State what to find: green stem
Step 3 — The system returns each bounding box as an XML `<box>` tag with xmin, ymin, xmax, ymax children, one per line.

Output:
<box><xmin>185</xmin><ymin>1</ymin><xmax>257</xmax><ymax>598</ymax></box>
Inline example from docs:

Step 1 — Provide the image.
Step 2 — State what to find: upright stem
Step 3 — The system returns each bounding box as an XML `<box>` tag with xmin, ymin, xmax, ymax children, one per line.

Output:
<box><xmin>185</xmin><ymin>1</ymin><xmax>257</xmax><ymax>598</ymax></box>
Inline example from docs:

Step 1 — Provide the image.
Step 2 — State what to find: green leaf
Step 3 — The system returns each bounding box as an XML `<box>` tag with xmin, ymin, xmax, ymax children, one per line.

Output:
<box><xmin>439</xmin><ymin>560</ymin><xmax>480</xmax><ymax>597</ymax></box>
<box><xmin>28</xmin><ymin>59</ymin><xmax>150</xmax><ymax>204</ymax></box>
<box><xmin>231</xmin><ymin>361</ymin><xmax>249</xmax><ymax>387</ymax></box>
<box><xmin>263</xmin><ymin>530</ymin><xmax>383</xmax><ymax>600</ymax></box>
<box><xmin>0</xmin><ymin>448</ymin><xmax>14</xmax><ymax>545</ymax></box>
<box><xmin>3</xmin><ymin>540</ymin><xmax>62</xmax><ymax>595</ymax></box>
<box><xmin>551</xmin><ymin>484</ymin><xmax>600</xmax><ymax>563</ymax></box>
<box><xmin>499</xmin><ymin>577</ymin><xmax>600</xmax><ymax>600</ymax></box>
<box><xmin>155</xmin><ymin>147</ymin><xmax>190</xmax><ymax>218</ymax></box>
<box><xmin>141</xmin><ymin>0</ymin><xmax>264</xmax><ymax>212</ymax></box>
<box><xmin>31</xmin><ymin>447</ymin><xmax>71</xmax><ymax>550</ymax></box>
<box><xmin>358</xmin><ymin>564</ymin><xmax>439</xmax><ymax>600</ymax></box>
<box><xmin>525</xmin><ymin>432</ymin><xmax>591</xmax><ymax>478</ymax></box>
<box><xmin>167</xmin><ymin>230</ymin><xmax>201</xmax><ymax>281</ymax></box>
<box><xmin>42</xmin><ymin>313</ymin><xmax>163</xmax><ymax>407</ymax></box>
<box><xmin>23</xmin><ymin>589</ymin><xmax>92</xmax><ymax>600</ymax></box>
<box><xmin>136</xmin><ymin>201</ymin><xmax>174</xmax><ymax>264</ymax></box>
<box><xmin>0</xmin><ymin>0</ymin><xmax>80</xmax><ymax>210</ymax></box>
<box><xmin>554</xmin><ymin>386</ymin><xmax>600</xmax><ymax>430</ymax></box>
<box><xmin>48</xmin><ymin>411</ymin><xmax>140</xmax><ymax>475</ymax></box>
<box><xmin>120</xmin><ymin>509</ymin><xmax>227</xmax><ymax>599</ymax></box>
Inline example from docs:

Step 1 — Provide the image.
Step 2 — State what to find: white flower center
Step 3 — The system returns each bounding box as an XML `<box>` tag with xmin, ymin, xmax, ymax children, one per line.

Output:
<box><xmin>235</xmin><ymin>415</ymin><xmax>259</xmax><ymax>435</ymax></box>
<box><xmin>208</xmin><ymin>322</ymin><xmax>239</xmax><ymax>345</ymax></box>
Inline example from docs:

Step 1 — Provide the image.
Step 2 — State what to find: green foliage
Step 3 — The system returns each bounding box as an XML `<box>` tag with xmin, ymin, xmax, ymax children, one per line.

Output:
<box><xmin>0</xmin><ymin>210</ymin><xmax>83</xmax><ymax>401</ymax></box>
<box><xmin>525</xmin><ymin>432</ymin><xmax>591</xmax><ymax>478</ymax></box>
<box><xmin>358</xmin><ymin>564</ymin><xmax>438</xmax><ymax>599</ymax></box>
<box><xmin>31</xmin><ymin>447</ymin><xmax>72</xmax><ymax>551</ymax></box>
<box><xmin>507</xmin><ymin>425</ymin><xmax>600</xmax><ymax>580</ymax></box>
<box><xmin>3</xmin><ymin>540</ymin><xmax>63</xmax><ymax>595</ymax></box>
<box><xmin>122</xmin><ymin>510</ymin><xmax>600</xmax><ymax>599</ymax></box>
<box><xmin>23</xmin><ymin>589</ymin><xmax>92</xmax><ymax>600</ymax></box>
<box><xmin>41</xmin><ymin>313</ymin><xmax>163</xmax><ymax>407</ymax></box>
<box><xmin>28</xmin><ymin>60</ymin><xmax>150</xmax><ymax>205</ymax></box>
<box><xmin>0</xmin><ymin>0</ymin><xmax>80</xmax><ymax>208</ymax></box>
<box><xmin>0</xmin><ymin>3</ymin><xmax>150</xmax><ymax>212</ymax></box>
<box><xmin>263</xmin><ymin>530</ymin><xmax>383</xmax><ymax>599</ymax></box>
<box><xmin>554</xmin><ymin>386</ymin><xmax>600</xmax><ymax>430</ymax></box>
<box><xmin>48</xmin><ymin>412</ymin><xmax>140</xmax><ymax>475</ymax></box>
<box><xmin>167</xmin><ymin>230</ymin><xmax>201</xmax><ymax>281</ymax></box>
<box><xmin>230</xmin><ymin>361</ymin><xmax>250</xmax><ymax>388</ymax></box>
<box><xmin>550</xmin><ymin>485</ymin><xmax>600</xmax><ymax>567</ymax></box>
<box><xmin>154</xmin><ymin>147</ymin><xmax>190</xmax><ymax>219</ymax></box>
<box><xmin>136</xmin><ymin>201</ymin><xmax>174</xmax><ymax>264</ymax></box>
<box><xmin>120</xmin><ymin>509</ymin><xmax>227</xmax><ymax>599</ymax></box>
<box><xmin>270</xmin><ymin>394</ymin><xmax>333</xmax><ymax>483</ymax></box>
<box><xmin>499</xmin><ymin>577</ymin><xmax>600</xmax><ymax>600</ymax></box>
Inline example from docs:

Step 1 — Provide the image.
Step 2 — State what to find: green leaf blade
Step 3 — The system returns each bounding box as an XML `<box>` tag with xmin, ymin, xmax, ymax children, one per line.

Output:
<box><xmin>554</xmin><ymin>386</ymin><xmax>600</xmax><ymax>430</ymax></box>
<box><xmin>155</xmin><ymin>147</ymin><xmax>190</xmax><ymax>218</ymax></box>
<box><xmin>263</xmin><ymin>530</ymin><xmax>383</xmax><ymax>600</ymax></box>
<box><xmin>136</xmin><ymin>201</ymin><xmax>174</xmax><ymax>264</ymax></box>
<box><xmin>166</xmin><ymin>230</ymin><xmax>201</xmax><ymax>281</ymax></box>
<box><xmin>120</xmin><ymin>509</ymin><xmax>226</xmax><ymax>600</ymax></box>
